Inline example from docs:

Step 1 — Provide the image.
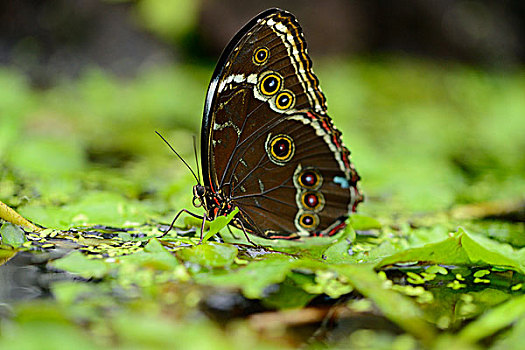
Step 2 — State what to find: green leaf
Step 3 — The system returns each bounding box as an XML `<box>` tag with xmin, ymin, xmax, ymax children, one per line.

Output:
<box><xmin>458</xmin><ymin>294</ymin><xmax>525</xmax><ymax>343</ymax></box>
<box><xmin>491</xmin><ymin>316</ymin><xmax>525</xmax><ymax>350</ymax></box>
<box><xmin>50</xmin><ymin>251</ymin><xmax>109</xmax><ymax>279</ymax></box>
<box><xmin>119</xmin><ymin>238</ymin><xmax>179</xmax><ymax>270</ymax></box>
<box><xmin>322</xmin><ymin>231</ymin><xmax>356</xmax><ymax>263</ymax></box>
<box><xmin>52</xmin><ymin>281</ymin><xmax>95</xmax><ymax>305</ymax></box>
<box><xmin>202</xmin><ymin>207</ymin><xmax>239</xmax><ymax>243</ymax></box>
<box><xmin>243</xmin><ymin>224</ymin><xmax>355</xmax><ymax>256</ymax></box>
<box><xmin>377</xmin><ymin>227</ymin><xmax>525</xmax><ymax>276</ymax></box>
<box><xmin>426</xmin><ymin>265</ymin><xmax>448</xmax><ymax>275</ymax></box>
<box><xmin>0</xmin><ymin>302</ymin><xmax>100</xmax><ymax>350</ymax></box>
<box><xmin>177</xmin><ymin>242</ymin><xmax>238</xmax><ymax>268</ymax></box>
<box><xmin>300</xmin><ymin>269</ymin><xmax>353</xmax><ymax>298</ymax></box>
<box><xmin>144</xmin><ymin>237</ymin><xmax>167</xmax><ymax>253</ymax></box>
<box><xmin>334</xmin><ymin>264</ymin><xmax>437</xmax><ymax>345</ymax></box>
<box><xmin>460</xmin><ymin>228</ymin><xmax>525</xmax><ymax>273</ymax></box>
<box><xmin>194</xmin><ymin>254</ymin><xmax>295</xmax><ymax>298</ymax></box>
<box><xmin>376</xmin><ymin>229</ymin><xmax>471</xmax><ymax>269</ymax></box>
<box><xmin>0</xmin><ymin>246</ymin><xmax>16</xmax><ymax>266</ymax></box>
<box><xmin>19</xmin><ymin>191</ymin><xmax>150</xmax><ymax>230</ymax></box>
<box><xmin>0</xmin><ymin>222</ymin><xmax>27</xmax><ymax>247</ymax></box>
<box><xmin>350</xmin><ymin>214</ymin><xmax>382</xmax><ymax>230</ymax></box>
<box><xmin>261</xmin><ymin>278</ymin><xmax>316</xmax><ymax>309</ymax></box>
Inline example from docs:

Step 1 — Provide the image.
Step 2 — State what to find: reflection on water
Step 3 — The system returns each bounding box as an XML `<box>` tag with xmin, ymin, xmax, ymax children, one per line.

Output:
<box><xmin>0</xmin><ymin>250</ymin><xmax>75</xmax><ymax>303</ymax></box>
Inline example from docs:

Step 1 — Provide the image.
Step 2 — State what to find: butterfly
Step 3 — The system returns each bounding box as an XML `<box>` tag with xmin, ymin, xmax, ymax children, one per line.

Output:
<box><xmin>169</xmin><ymin>8</ymin><xmax>362</xmax><ymax>243</ymax></box>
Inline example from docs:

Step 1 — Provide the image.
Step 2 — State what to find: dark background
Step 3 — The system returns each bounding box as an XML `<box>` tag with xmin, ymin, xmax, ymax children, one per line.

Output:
<box><xmin>2</xmin><ymin>0</ymin><xmax>524</xmax><ymax>87</ymax></box>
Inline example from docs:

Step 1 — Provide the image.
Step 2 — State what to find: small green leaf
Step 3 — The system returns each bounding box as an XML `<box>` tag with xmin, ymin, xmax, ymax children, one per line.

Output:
<box><xmin>120</xmin><ymin>238</ymin><xmax>179</xmax><ymax>270</ymax></box>
<box><xmin>473</xmin><ymin>270</ymin><xmax>490</xmax><ymax>278</ymax></box>
<box><xmin>0</xmin><ymin>223</ymin><xmax>27</xmax><ymax>247</ymax></box>
<box><xmin>322</xmin><ymin>234</ymin><xmax>355</xmax><ymax>263</ymax></box>
<box><xmin>406</xmin><ymin>272</ymin><xmax>425</xmax><ymax>285</ymax></box>
<box><xmin>350</xmin><ymin>214</ymin><xmax>382</xmax><ymax>230</ymax></box>
<box><xmin>202</xmin><ymin>207</ymin><xmax>239</xmax><ymax>243</ymax></box>
<box><xmin>261</xmin><ymin>278</ymin><xmax>315</xmax><ymax>309</ymax></box>
<box><xmin>50</xmin><ymin>251</ymin><xmax>109</xmax><ymax>279</ymax></box>
<box><xmin>177</xmin><ymin>243</ymin><xmax>238</xmax><ymax>268</ymax></box>
<box><xmin>377</xmin><ymin>232</ymin><xmax>470</xmax><ymax>268</ymax></box>
<box><xmin>426</xmin><ymin>265</ymin><xmax>448</xmax><ymax>275</ymax></box>
<box><xmin>144</xmin><ymin>238</ymin><xmax>166</xmax><ymax>253</ymax></box>
<box><xmin>194</xmin><ymin>254</ymin><xmax>295</xmax><ymax>298</ymax></box>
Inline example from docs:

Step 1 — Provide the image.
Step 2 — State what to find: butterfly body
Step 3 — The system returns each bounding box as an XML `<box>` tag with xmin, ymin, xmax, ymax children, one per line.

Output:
<box><xmin>195</xmin><ymin>8</ymin><xmax>362</xmax><ymax>240</ymax></box>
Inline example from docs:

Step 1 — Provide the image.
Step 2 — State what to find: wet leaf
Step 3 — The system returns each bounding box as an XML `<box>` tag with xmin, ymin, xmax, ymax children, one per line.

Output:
<box><xmin>377</xmin><ymin>231</ymin><xmax>471</xmax><ymax>268</ymax></box>
<box><xmin>0</xmin><ymin>222</ymin><xmax>27</xmax><ymax>247</ymax></box>
<box><xmin>461</xmin><ymin>229</ymin><xmax>525</xmax><ymax>273</ymax></box>
<box><xmin>377</xmin><ymin>228</ymin><xmax>525</xmax><ymax>274</ymax></box>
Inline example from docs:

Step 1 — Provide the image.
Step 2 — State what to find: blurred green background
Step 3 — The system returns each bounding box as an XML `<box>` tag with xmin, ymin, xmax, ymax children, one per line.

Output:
<box><xmin>1</xmin><ymin>1</ymin><xmax>525</xmax><ymax>349</ymax></box>
<box><xmin>1</xmin><ymin>0</ymin><xmax>524</xmax><ymax>227</ymax></box>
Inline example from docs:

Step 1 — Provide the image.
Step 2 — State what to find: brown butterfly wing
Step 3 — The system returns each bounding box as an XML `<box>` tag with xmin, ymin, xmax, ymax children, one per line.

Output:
<box><xmin>229</xmin><ymin>112</ymin><xmax>361</xmax><ymax>238</ymax></box>
<box><xmin>201</xmin><ymin>9</ymin><xmax>362</xmax><ymax>239</ymax></box>
<box><xmin>202</xmin><ymin>9</ymin><xmax>326</xmax><ymax>185</ymax></box>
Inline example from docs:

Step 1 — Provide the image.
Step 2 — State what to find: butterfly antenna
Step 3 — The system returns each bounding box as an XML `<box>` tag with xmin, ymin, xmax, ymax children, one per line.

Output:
<box><xmin>155</xmin><ymin>131</ymin><xmax>200</xmax><ymax>184</ymax></box>
<box><xmin>192</xmin><ymin>135</ymin><xmax>201</xmax><ymax>184</ymax></box>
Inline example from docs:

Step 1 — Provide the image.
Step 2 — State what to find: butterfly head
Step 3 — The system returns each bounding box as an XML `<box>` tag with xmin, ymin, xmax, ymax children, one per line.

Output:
<box><xmin>192</xmin><ymin>184</ymin><xmax>206</xmax><ymax>208</ymax></box>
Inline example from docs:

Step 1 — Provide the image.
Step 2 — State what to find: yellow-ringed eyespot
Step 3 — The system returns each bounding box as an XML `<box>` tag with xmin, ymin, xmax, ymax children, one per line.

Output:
<box><xmin>301</xmin><ymin>191</ymin><xmax>325</xmax><ymax>211</ymax></box>
<box><xmin>296</xmin><ymin>211</ymin><xmax>319</xmax><ymax>231</ymax></box>
<box><xmin>253</xmin><ymin>47</ymin><xmax>269</xmax><ymax>65</ymax></box>
<box><xmin>258</xmin><ymin>71</ymin><xmax>282</xmax><ymax>96</ymax></box>
<box><xmin>266</xmin><ymin>134</ymin><xmax>295</xmax><ymax>165</ymax></box>
<box><xmin>297</xmin><ymin>167</ymin><xmax>322</xmax><ymax>190</ymax></box>
<box><xmin>275</xmin><ymin>90</ymin><xmax>295</xmax><ymax>110</ymax></box>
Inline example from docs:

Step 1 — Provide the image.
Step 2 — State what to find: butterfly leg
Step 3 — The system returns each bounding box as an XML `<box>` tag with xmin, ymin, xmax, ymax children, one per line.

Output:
<box><xmin>160</xmin><ymin>209</ymin><xmax>204</xmax><ymax>238</ymax></box>
<box><xmin>227</xmin><ymin>225</ymin><xmax>239</xmax><ymax>240</ymax></box>
<box><xmin>238</xmin><ymin>219</ymin><xmax>258</xmax><ymax>247</ymax></box>
<box><xmin>197</xmin><ymin>214</ymin><xmax>208</xmax><ymax>244</ymax></box>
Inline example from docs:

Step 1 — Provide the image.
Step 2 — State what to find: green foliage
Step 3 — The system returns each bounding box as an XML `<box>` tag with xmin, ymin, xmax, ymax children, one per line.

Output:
<box><xmin>135</xmin><ymin>0</ymin><xmax>201</xmax><ymax>42</ymax></box>
<box><xmin>458</xmin><ymin>294</ymin><xmax>525</xmax><ymax>343</ymax></box>
<box><xmin>378</xmin><ymin>228</ymin><xmax>525</xmax><ymax>274</ymax></box>
<box><xmin>0</xmin><ymin>56</ymin><xmax>524</xmax><ymax>349</ymax></box>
